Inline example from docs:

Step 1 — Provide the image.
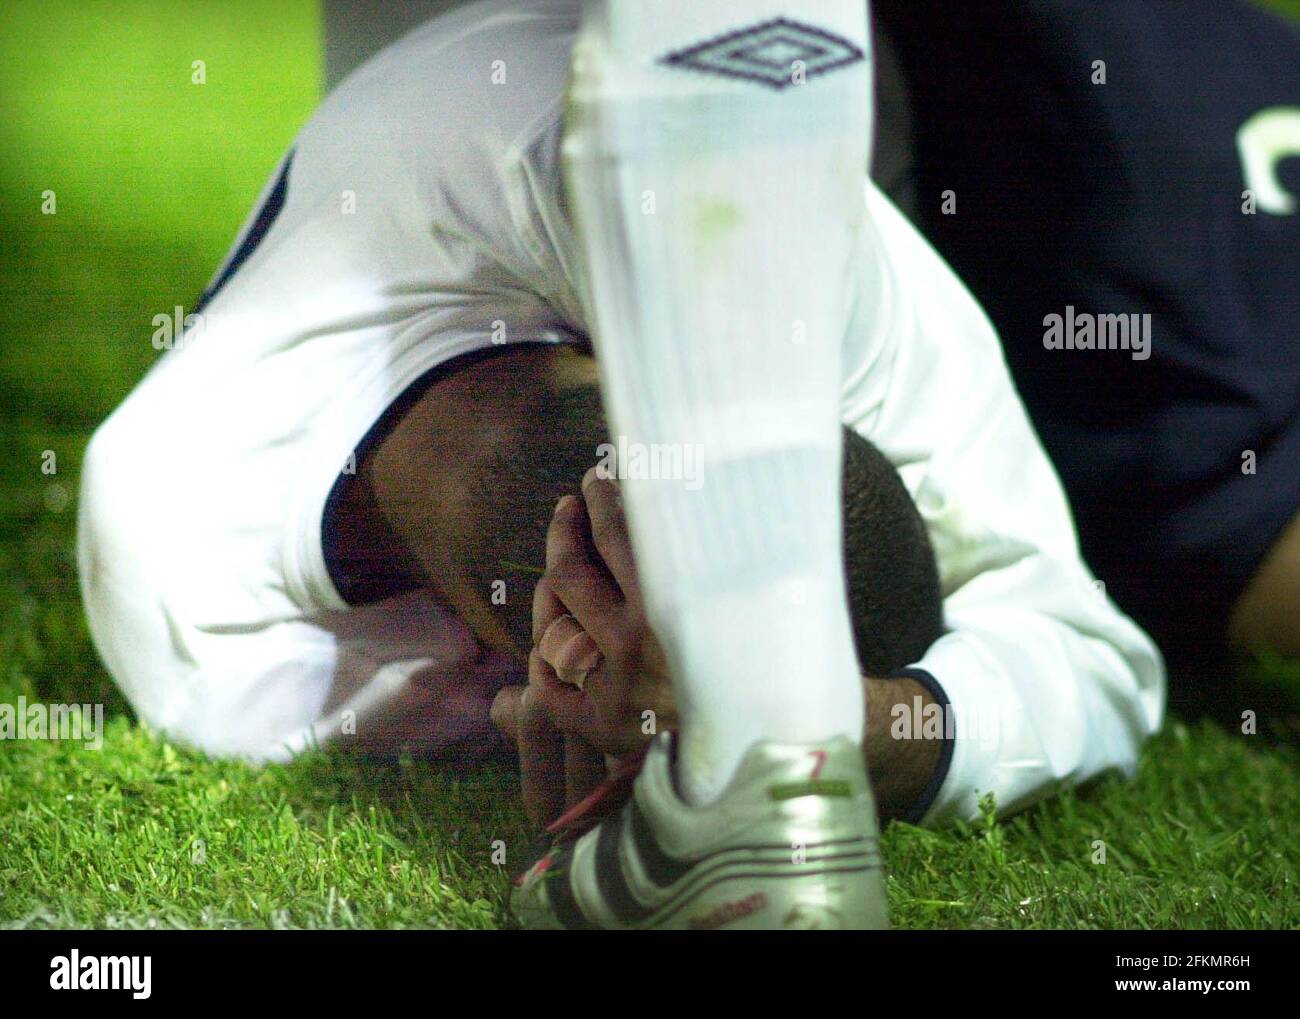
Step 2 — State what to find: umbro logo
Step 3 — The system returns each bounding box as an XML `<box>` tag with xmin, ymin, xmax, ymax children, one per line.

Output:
<box><xmin>659</xmin><ymin>17</ymin><xmax>865</xmax><ymax>90</ymax></box>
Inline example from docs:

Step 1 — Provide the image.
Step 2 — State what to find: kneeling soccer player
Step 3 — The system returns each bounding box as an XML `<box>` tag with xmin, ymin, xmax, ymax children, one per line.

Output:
<box><xmin>77</xmin><ymin>0</ymin><xmax>1165</xmax><ymax>929</ymax></box>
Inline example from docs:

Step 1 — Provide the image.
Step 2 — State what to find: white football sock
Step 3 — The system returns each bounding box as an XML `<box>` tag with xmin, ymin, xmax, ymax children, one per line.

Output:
<box><xmin>564</xmin><ymin>0</ymin><xmax>873</xmax><ymax>804</ymax></box>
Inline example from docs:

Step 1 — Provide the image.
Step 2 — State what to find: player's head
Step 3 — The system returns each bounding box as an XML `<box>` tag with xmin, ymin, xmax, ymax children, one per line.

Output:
<box><xmin>463</xmin><ymin>371</ymin><xmax>944</xmax><ymax>673</ymax></box>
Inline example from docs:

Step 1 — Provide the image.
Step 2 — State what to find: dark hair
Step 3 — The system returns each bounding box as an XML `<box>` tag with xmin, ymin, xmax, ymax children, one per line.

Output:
<box><xmin>475</xmin><ymin>383</ymin><xmax>945</xmax><ymax>674</ymax></box>
<box><xmin>839</xmin><ymin>427</ymin><xmax>945</xmax><ymax>674</ymax></box>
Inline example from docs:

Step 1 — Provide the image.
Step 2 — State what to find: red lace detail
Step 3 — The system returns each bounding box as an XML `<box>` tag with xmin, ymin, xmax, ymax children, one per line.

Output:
<box><xmin>545</xmin><ymin>744</ymin><xmax>652</xmax><ymax>839</ymax></box>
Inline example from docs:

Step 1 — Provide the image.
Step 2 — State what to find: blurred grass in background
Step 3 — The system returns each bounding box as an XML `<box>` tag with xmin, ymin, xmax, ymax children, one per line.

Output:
<box><xmin>0</xmin><ymin>0</ymin><xmax>321</xmax><ymax>718</ymax></box>
<box><xmin>0</xmin><ymin>0</ymin><xmax>320</xmax><ymax>421</ymax></box>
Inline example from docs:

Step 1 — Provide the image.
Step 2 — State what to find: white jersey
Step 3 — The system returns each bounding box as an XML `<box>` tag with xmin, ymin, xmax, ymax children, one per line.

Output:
<box><xmin>78</xmin><ymin>0</ymin><xmax>1164</xmax><ymax>824</ymax></box>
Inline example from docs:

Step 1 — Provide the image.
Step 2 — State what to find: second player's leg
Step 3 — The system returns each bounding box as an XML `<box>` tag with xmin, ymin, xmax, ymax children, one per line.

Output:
<box><xmin>563</xmin><ymin>0</ymin><xmax>876</xmax><ymax>806</ymax></box>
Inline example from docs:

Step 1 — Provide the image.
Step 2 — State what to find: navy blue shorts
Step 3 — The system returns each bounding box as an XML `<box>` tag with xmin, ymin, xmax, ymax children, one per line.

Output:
<box><xmin>876</xmin><ymin>0</ymin><xmax>1300</xmax><ymax>676</ymax></box>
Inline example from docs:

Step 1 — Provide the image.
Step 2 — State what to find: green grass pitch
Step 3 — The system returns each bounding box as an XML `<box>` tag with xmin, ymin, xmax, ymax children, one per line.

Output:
<box><xmin>1</xmin><ymin>0</ymin><xmax>1299</xmax><ymax>929</ymax></box>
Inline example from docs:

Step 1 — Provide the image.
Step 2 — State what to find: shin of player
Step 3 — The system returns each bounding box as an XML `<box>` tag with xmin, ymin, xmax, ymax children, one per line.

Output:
<box><xmin>562</xmin><ymin>0</ymin><xmax>874</xmax><ymax>804</ymax></box>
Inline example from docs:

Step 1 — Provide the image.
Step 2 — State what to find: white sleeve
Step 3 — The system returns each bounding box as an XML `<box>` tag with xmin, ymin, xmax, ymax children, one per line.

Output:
<box><xmin>841</xmin><ymin>183</ymin><xmax>1166</xmax><ymax>825</ymax></box>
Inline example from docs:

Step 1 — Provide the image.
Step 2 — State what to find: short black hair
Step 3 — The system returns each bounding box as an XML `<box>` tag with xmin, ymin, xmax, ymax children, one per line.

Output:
<box><xmin>840</xmin><ymin>427</ymin><xmax>945</xmax><ymax>674</ymax></box>
<box><xmin>475</xmin><ymin>383</ymin><xmax>945</xmax><ymax>674</ymax></box>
